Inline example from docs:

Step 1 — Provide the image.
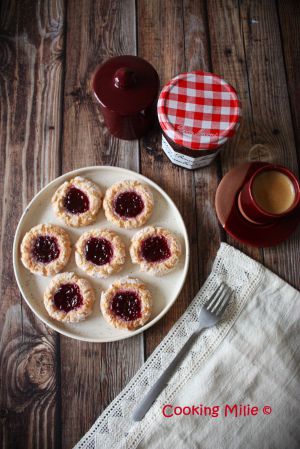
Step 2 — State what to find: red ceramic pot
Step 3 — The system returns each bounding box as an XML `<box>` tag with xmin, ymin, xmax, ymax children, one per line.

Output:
<box><xmin>92</xmin><ymin>55</ymin><xmax>159</xmax><ymax>140</ymax></box>
<box><xmin>239</xmin><ymin>164</ymin><xmax>300</xmax><ymax>224</ymax></box>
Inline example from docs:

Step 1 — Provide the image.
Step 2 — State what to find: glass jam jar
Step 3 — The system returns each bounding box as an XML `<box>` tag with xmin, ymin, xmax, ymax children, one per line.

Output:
<box><xmin>157</xmin><ymin>71</ymin><xmax>241</xmax><ymax>169</ymax></box>
<box><xmin>92</xmin><ymin>55</ymin><xmax>159</xmax><ymax>140</ymax></box>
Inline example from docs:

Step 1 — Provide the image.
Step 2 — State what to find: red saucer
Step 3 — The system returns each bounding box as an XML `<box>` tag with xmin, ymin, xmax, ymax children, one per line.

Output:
<box><xmin>215</xmin><ymin>162</ymin><xmax>300</xmax><ymax>247</ymax></box>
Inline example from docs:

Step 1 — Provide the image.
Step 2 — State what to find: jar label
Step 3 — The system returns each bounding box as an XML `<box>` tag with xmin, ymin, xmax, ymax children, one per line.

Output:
<box><xmin>161</xmin><ymin>135</ymin><xmax>219</xmax><ymax>169</ymax></box>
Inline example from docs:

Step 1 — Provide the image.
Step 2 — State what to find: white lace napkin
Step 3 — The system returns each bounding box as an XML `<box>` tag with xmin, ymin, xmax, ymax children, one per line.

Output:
<box><xmin>74</xmin><ymin>243</ymin><xmax>300</xmax><ymax>449</ymax></box>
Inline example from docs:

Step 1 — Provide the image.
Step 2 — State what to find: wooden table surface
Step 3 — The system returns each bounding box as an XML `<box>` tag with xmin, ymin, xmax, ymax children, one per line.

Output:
<box><xmin>1</xmin><ymin>0</ymin><xmax>300</xmax><ymax>448</ymax></box>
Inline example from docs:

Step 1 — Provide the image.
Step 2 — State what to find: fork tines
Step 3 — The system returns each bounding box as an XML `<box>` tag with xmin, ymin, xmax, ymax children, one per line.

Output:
<box><xmin>205</xmin><ymin>283</ymin><xmax>233</xmax><ymax>316</ymax></box>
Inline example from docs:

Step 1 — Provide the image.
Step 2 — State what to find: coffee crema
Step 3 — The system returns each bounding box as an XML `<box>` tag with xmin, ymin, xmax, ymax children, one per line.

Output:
<box><xmin>252</xmin><ymin>170</ymin><xmax>295</xmax><ymax>214</ymax></box>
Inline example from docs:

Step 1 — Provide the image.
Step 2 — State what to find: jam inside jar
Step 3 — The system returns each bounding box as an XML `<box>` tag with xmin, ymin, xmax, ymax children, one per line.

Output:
<box><xmin>158</xmin><ymin>71</ymin><xmax>241</xmax><ymax>170</ymax></box>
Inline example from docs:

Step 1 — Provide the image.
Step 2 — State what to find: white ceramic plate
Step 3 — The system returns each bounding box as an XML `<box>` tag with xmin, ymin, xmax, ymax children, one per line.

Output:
<box><xmin>13</xmin><ymin>166</ymin><xmax>189</xmax><ymax>342</ymax></box>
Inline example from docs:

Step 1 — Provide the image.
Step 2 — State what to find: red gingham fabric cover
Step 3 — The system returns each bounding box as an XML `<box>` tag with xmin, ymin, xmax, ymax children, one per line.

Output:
<box><xmin>157</xmin><ymin>71</ymin><xmax>241</xmax><ymax>151</ymax></box>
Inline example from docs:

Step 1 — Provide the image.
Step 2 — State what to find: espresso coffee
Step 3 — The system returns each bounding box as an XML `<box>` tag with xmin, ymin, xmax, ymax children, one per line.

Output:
<box><xmin>252</xmin><ymin>170</ymin><xmax>295</xmax><ymax>214</ymax></box>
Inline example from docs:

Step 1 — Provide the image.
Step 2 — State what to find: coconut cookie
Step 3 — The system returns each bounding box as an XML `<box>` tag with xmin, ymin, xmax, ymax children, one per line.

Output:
<box><xmin>44</xmin><ymin>272</ymin><xmax>95</xmax><ymax>323</ymax></box>
<box><xmin>75</xmin><ymin>229</ymin><xmax>126</xmax><ymax>278</ymax></box>
<box><xmin>20</xmin><ymin>224</ymin><xmax>71</xmax><ymax>276</ymax></box>
<box><xmin>130</xmin><ymin>226</ymin><xmax>181</xmax><ymax>276</ymax></box>
<box><xmin>100</xmin><ymin>277</ymin><xmax>152</xmax><ymax>330</ymax></box>
<box><xmin>52</xmin><ymin>176</ymin><xmax>103</xmax><ymax>227</ymax></box>
<box><xmin>103</xmin><ymin>180</ymin><xmax>153</xmax><ymax>229</ymax></box>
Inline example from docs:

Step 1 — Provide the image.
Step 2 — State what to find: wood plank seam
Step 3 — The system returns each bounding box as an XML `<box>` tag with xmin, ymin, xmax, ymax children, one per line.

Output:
<box><xmin>275</xmin><ymin>0</ymin><xmax>300</xmax><ymax>171</ymax></box>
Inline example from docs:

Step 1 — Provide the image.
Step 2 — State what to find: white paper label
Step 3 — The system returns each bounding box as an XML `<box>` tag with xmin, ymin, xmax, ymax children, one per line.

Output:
<box><xmin>161</xmin><ymin>135</ymin><xmax>219</xmax><ymax>169</ymax></box>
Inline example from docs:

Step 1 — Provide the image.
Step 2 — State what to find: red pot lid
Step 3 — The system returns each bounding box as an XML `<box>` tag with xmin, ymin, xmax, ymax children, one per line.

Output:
<box><xmin>92</xmin><ymin>55</ymin><xmax>159</xmax><ymax>116</ymax></box>
<box><xmin>157</xmin><ymin>71</ymin><xmax>241</xmax><ymax>150</ymax></box>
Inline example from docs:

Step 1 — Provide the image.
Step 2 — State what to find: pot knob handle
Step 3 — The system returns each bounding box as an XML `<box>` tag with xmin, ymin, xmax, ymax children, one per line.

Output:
<box><xmin>114</xmin><ymin>67</ymin><xmax>137</xmax><ymax>89</ymax></box>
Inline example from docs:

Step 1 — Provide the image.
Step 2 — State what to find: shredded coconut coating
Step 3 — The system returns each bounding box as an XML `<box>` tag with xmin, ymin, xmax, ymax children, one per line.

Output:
<box><xmin>130</xmin><ymin>226</ymin><xmax>181</xmax><ymax>276</ymax></box>
<box><xmin>75</xmin><ymin>228</ymin><xmax>126</xmax><ymax>278</ymax></box>
<box><xmin>20</xmin><ymin>223</ymin><xmax>71</xmax><ymax>276</ymax></box>
<box><xmin>44</xmin><ymin>272</ymin><xmax>95</xmax><ymax>323</ymax></box>
<box><xmin>52</xmin><ymin>176</ymin><xmax>103</xmax><ymax>227</ymax></box>
<box><xmin>103</xmin><ymin>180</ymin><xmax>154</xmax><ymax>229</ymax></box>
<box><xmin>100</xmin><ymin>277</ymin><xmax>152</xmax><ymax>330</ymax></box>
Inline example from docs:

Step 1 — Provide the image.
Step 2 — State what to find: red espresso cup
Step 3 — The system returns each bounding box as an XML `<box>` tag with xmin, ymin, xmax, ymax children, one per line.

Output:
<box><xmin>238</xmin><ymin>164</ymin><xmax>300</xmax><ymax>224</ymax></box>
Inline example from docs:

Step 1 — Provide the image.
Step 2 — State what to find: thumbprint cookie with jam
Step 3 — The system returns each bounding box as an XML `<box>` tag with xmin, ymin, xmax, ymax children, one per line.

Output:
<box><xmin>75</xmin><ymin>229</ymin><xmax>126</xmax><ymax>278</ymax></box>
<box><xmin>44</xmin><ymin>272</ymin><xmax>95</xmax><ymax>323</ymax></box>
<box><xmin>103</xmin><ymin>180</ymin><xmax>153</xmax><ymax>229</ymax></box>
<box><xmin>52</xmin><ymin>176</ymin><xmax>103</xmax><ymax>227</ymax></box>
<box><xmin>20</xmin><ymin>224</ymin><xmax>71</xmax><ymax>276</ymax></box>
<box><xmin>130</xmin><ymin>226</ymin><xmax>181</xmax><ymax>276</ymax></box>
<box><xmin>100</xmin><ymin>277</ymin><xmax>152</xmax><ymax>330</ymax></box>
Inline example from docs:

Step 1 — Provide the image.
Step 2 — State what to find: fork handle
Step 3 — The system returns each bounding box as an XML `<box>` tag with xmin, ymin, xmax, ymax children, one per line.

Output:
<box><xmin>132</xmin><ymin>331</ymin><xmax>200</xmax><ymax>422</ymax></box>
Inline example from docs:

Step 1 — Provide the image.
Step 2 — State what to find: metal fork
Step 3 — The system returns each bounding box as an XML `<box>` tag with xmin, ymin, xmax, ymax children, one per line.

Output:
<box><xmin>132</xmin><ymin>282</ymin><xmax>233</xmax><ymax>421</ymax></box>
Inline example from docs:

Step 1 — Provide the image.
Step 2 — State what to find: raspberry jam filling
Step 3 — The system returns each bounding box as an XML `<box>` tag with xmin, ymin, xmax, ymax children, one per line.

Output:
<box><xmin>114</xmin><ymin>191</ymin><xmax>144</xmax><ymax>218</ymax></box>
<box><xmin>54</xmin><ymin>283</ymin><xmax>83</xmax><ymax>313</ymax></box>
<box><xmin>85</xmin><ymin>237</ymin><xmax>113</xmax><ymax>266</ymax></box>
<box><xmin>64</xmin><ymin>186</ymin><xmax>89</xmax><ymax>214</ymax></box>
<box><xmin>32</xmin><ymin>235</ymin><xmax>60</xmax><ymax>263</ymax></box>
<box><xmin>141</xmin><ymin>235</ymin><xmax>171</xmax><ymax>263</ymax></box>
<box><xmin>110</xmin><ymin>290</ymin><xmax>142</xmax><ymax>321</ymax></box>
